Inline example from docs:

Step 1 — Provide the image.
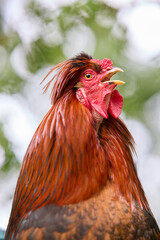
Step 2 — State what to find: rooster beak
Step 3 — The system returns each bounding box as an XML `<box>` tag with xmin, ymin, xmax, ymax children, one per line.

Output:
<box><xmin>108</xmin><ymin>80</ymin><xmax>125</xmax><ymax>85</ymax></box>
<box><xmin>101</xmin><ymin>67</ymin><xmax>125</xmax><ymax>85</ymax></box>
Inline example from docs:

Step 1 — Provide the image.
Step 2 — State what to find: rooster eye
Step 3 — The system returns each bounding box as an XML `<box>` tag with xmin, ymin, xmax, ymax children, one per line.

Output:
<box><xmin>84</xmin><ymin>73</ymin><xmax>93</xmax><ymax>80</ymax></box>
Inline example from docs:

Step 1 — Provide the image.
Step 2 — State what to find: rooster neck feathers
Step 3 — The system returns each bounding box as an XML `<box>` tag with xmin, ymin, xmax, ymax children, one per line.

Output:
<box><xmin>7</xmin><ymin>53</ymin><xmax>150</xmax><ymax>239</ymax></box>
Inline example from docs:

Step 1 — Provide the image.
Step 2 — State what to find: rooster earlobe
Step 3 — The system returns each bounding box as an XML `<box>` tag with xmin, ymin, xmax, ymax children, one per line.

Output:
<box><xmin>76</xmin><ymin>88</ymin><xmax>91</xmax><ymax>110</ymax></box>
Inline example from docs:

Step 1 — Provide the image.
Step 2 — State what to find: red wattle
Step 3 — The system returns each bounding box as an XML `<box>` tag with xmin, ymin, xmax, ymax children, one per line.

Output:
<box><xmin>91</xmin><ymin>100</ymin><xmax>108</xmax><ymax>119</ymax></box>
<box><xmin>108</xmin><ymin>90</ymin><xmax>123</xmax><ymax>118</ymax></box>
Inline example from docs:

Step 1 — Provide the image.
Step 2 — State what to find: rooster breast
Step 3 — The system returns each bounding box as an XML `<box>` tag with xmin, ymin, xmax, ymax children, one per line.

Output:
<box><xmin>14</xmin><ymin>185</ymin><xmax>159</xmax><ymax>240</ymax></box>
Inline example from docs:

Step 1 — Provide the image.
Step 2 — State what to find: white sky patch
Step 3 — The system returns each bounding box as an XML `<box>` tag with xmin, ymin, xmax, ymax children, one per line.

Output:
<box><xmin>2</xmin><ymin>0</ymin><xmax>42</xmax><ymax>47</ymax></box>
<box><xmin>0</xmin><ymin>94</ymin><xmax>38</xmax><ymax>161</ymax></box>
<box><xmin>23</xmin><ymin>67</ymin><xmax>51</xmax><ymax>119</ymax></box>
<box><xmin>125</xmin><ymin>118</ymin><xmax>152</xmax><ymax>161</ymax></box>
<box><xmin>118</xmin><ymin>3</ymin><xmax>160</xmax><ymax>62</ymax></box>
<box><xmin>121</xmin><ymin>113</ymin><xmax>153</xmax><ymax>163</ymax></box>
<box><xmin>42</xmin><ymin>22</ymin><xmax>63</xmax><ymax>47</ymax></box>
<box><xmin>10</xmin><ymin>44</ymin><xmax>31</xmax><ymax>79</ymax></box>
<box><xmin>144</xmin><ymin>92</ymin><xmax>160</xmax><ymax>134</ymax></box>
<box><xmin>35</xmin><ymin>0</ymin><xmax>78</xmax><ymax>10</ymax></box>
<box><xmin>138</xmin><ymin>154</ymin><xmax>160</xmax><ymax>225</ymax></box>
<box><xmin>121</xmin><ymin>114</ymin><xmax>160</xmax><ymax>224</ymax></box>
<box><xmin>144</xmin><ymin>92</ymin><xmax>160</xmax><ymax>158</ymax></box>
<box><xmin>63</xmin><ymin>25</ymin><xmax>96</xmax><ymax>58</ymax></box>
<box><xmin>0</xmin><ymin>172</ymin><xmax>18</xmax><ymax>229</ymax></box>
<box><xmin>103</xmin><ymin>0</ymin><xmax>132</xmax><ymax>9</ymax></box>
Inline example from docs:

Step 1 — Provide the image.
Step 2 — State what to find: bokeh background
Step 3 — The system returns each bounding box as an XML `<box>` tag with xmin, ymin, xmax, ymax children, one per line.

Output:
<box><xmin>0</xmin><ymin>0</ymin><xmax>160</xmax><ymax>230</ymax></box>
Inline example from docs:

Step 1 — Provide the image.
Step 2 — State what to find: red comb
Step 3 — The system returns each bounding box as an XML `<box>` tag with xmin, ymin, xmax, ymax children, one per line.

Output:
<box><xmin>92</xmin><ymin>58</ymin><xmax>113</xmax><ymax>71</ymax></box>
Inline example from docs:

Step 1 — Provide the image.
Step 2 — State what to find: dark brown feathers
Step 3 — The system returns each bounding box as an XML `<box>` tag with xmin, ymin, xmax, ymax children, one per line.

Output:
<box><xmin>14</xmin><ymin>188</ymin><xmax>160</xmax><ymax>240</ymax></box>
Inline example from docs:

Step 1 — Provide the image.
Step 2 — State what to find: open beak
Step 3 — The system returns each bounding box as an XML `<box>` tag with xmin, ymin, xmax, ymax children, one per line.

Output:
<box><xmin>101</xmin><ymin>67</ymin><xmax>125</xmax><ymax>85</ymax></box>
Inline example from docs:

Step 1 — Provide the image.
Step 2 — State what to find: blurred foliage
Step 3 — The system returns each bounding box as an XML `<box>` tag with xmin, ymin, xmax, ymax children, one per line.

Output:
<box><xmin>0</xmin><ymin>124</ymin><xmax>20</xmax><ymax>172</ymax></box>
<box><xmin>0</xmin><ymin>0</ymin><xmax>160</xmax><ymax>173</ymax></box>
<box><xmin>26</xmin><ymin>0</ymin><xmax>124</xmax><ymax>71</ymax></box>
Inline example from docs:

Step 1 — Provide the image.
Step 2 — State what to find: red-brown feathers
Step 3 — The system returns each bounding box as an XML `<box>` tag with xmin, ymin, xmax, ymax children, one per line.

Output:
<box><xmin>100</xmin><ymin>117</ymin><xmax>150</xmax><ymax>211</ymax></box>
<box><xmin>6</xmin><ymin>53</ymin><xmax>150</xmax><ymax>239</ymax></box>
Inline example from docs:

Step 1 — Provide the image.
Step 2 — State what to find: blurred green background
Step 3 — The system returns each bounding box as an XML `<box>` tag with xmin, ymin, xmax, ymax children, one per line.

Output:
<box><xmin>0</xmin><ymin>0</ymin><xmax>160</xmax><ymax>229</ymax></box>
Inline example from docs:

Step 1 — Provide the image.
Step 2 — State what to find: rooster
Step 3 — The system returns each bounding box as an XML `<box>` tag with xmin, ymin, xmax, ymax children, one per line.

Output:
<box><xmin>5</xmin><ymin>53</ymin><xmax>160</xmax><ymax>239</ymax></box>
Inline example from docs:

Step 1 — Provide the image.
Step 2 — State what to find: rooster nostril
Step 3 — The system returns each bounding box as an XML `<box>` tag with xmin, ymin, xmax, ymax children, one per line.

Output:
<box><xmin>107</xmin><ymin>67</ymin><xmax>111</xmax><ymax>71</ymax></box>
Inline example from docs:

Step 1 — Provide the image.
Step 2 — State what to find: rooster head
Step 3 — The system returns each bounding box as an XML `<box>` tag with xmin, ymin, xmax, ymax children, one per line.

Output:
<box><xmin>43</xmin><ymin>53</ymin><xmax>124</xmax><ymax>124</ymax></box>
<box><xmin>76</xmin><ymin>57</ymin><xmax>124</xmax><ymax>120</ymax></box>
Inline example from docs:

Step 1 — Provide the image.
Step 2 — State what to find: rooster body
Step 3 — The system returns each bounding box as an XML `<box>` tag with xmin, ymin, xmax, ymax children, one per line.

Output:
<box><xmin>13</xmin><ymin>186</ymin><xmax>159</xmax><ymax>240</ymax></box>
<box><xmin>5</xmin><ymin>53</ymin><xmax>160</xmax><ymax>239</ymax></box>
